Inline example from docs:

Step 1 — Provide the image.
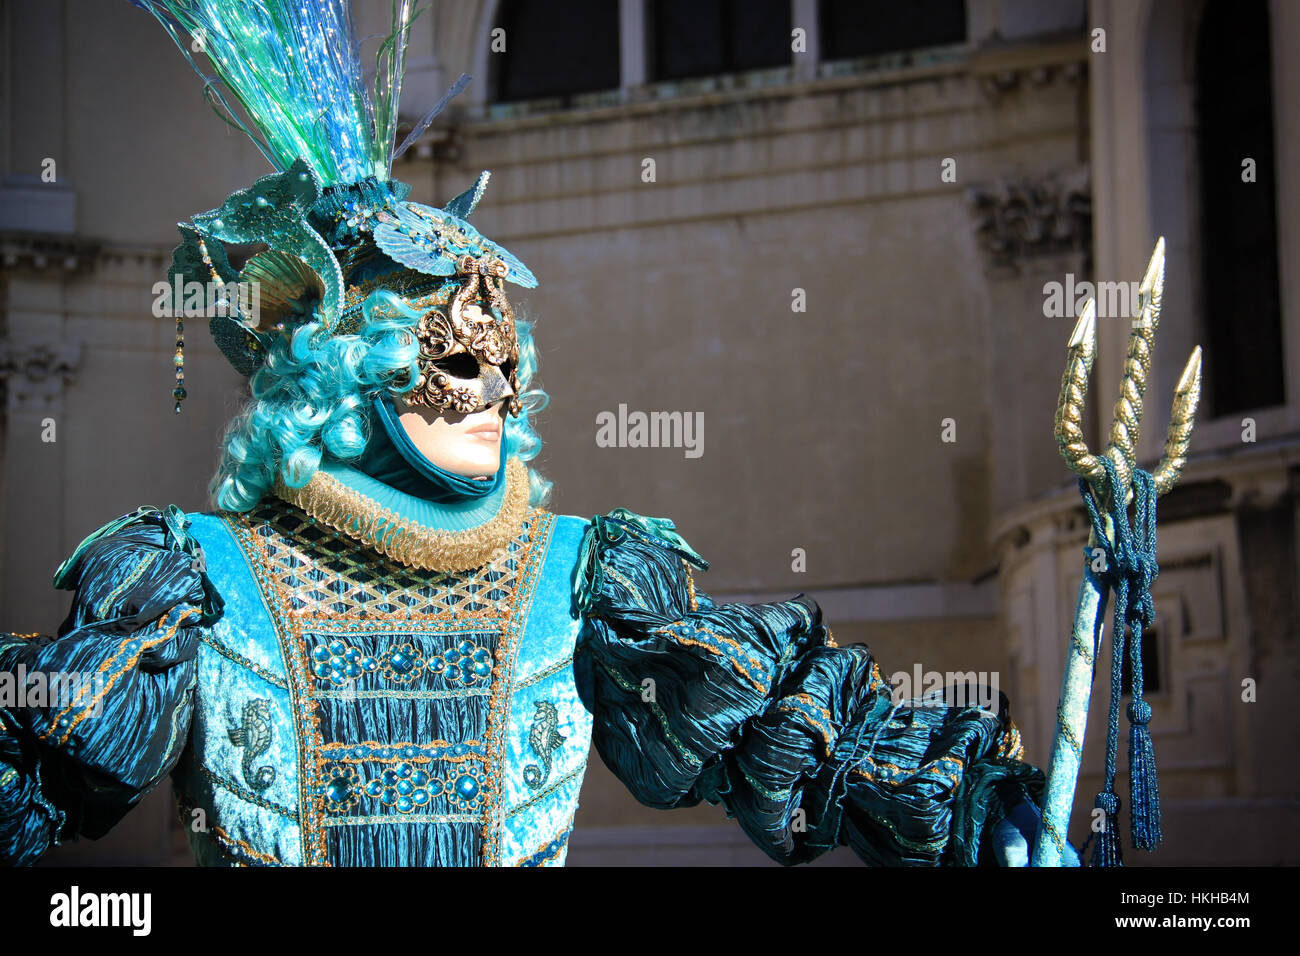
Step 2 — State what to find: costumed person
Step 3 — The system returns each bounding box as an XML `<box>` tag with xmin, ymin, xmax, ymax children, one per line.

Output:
<box><xmin>0</xmin><ymin>0</ymin><xmax>1078</xmax><ymax>867</ymax></box>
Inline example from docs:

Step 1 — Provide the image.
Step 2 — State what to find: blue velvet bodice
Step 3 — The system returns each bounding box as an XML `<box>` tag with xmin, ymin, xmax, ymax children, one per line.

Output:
<box><xmin>169</xmin><ymin>498</ymin><xmax>591</xmax><ymax>866</ymax></box>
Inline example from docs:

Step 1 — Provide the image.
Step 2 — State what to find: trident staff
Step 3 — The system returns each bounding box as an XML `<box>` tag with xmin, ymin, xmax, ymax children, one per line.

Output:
<box><xmin>1032</xmin><ymin>238</ymin><xmax>1202</xmax><ymax>866</ymax></box>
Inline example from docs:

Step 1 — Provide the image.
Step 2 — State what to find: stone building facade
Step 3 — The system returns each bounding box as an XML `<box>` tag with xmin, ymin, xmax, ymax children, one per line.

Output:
<box><xmin>0</xmin><ymin>0</ymin><xmax>1295</xmax><ymax>864</ymax></box>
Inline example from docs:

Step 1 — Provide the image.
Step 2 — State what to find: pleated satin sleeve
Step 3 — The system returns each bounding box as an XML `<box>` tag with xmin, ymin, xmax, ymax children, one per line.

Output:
<box><xmin>572</xmin><ymin>509</ymin><xmax>1044</xmax><ymax>866</ymax></box>
<box><xmin>0</xmin><ymin>506</ymin><xmax>221</xmax><ymax>865</ymax></box>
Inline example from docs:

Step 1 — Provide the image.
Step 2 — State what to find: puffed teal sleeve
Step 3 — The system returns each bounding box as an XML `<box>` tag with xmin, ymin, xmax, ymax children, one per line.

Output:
<box><xmin>572</xmin><ymin>509</ymin><xmax>1043</xmax><ymax>866</ymax></box>
<box><xmin>0</xmin><ymin>506</ymin><xmax>222</xmax><ymax>865</ymax></box>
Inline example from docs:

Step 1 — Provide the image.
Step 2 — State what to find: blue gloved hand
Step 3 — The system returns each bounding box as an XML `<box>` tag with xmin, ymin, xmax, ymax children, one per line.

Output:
<box><xmin>993</xmin><ymin>798</ymin><xmax>1081</xmax><ymax>866</ymax></box>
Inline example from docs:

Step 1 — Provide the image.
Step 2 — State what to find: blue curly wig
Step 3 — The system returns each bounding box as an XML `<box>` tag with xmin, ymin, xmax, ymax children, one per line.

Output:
<box><xmin>210</xmin><ymin>289</ymin><xmax>551</xmax><ymax>512</ymax></box>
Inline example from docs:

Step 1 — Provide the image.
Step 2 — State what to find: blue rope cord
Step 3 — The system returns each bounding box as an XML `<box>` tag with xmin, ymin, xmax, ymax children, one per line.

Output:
<box><xmin>1077</xmin><ymin>456</ymin><xmax>1163</xmax><ymax>865</ymax></box>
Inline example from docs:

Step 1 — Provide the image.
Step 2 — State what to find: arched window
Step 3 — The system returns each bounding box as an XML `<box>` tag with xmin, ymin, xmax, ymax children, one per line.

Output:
<box><xmin>492</xmin><ymin>0</ymin><xmax>620</xmax><ymax>104</ymax></box>
<box><xmin>1195</xmin><ymin>0</ymin><xmax>1284</xmax><ymax>414</ymax></box>
<box><xmin>818</xmin><ymin>0</ymin><xmax>965</xmax><ymax>62</ymax></box>
<box><xmin>649</xmin><ymin>0</ymin><xmax>792</xmax><ymax>82</ymax></box>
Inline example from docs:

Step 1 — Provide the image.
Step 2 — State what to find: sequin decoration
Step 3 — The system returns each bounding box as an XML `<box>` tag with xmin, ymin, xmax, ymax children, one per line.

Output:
<box><xmin>190</xmin><ymin>159</ymin><xmax>344</xmax><ymax>329</ymax></box>
<box><xmin>320</xmin><ymin>763</ymin><xmax>362</xmax><ymax>814</ymax></box>
<box><xmin>307</xmin><ymin>638</ymin><xmax>493</xmax><ymax>688</ymax></box>
<box><xmin>319</xmin><ymin>753</ymin><xmax>486</xmax><ymax>817</ymax></box>
<box><xmin>373</xmin><ymin>200</ymin><xmax>537</xmax><ymax>289</ymax></box>
<box><xmin>429</xmin><ymin>640</ymin><xmax>495</xmax><ymax>685</ymax></box>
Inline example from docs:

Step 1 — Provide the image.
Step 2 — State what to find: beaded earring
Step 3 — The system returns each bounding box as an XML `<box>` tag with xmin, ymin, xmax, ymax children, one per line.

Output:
<box><xmin>174</xmin><ymin>314</ymin><xmax>187</xmax><ymax>413</ymax></box>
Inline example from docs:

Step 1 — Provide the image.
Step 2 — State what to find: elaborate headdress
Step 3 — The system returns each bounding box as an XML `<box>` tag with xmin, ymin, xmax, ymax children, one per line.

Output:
<box><xmin>134</xmin><ymin>1</ymin><xmax>547</xmax><ymax>511</ymax></box>
<box><xmin>134</xmin><ymin>2</ymin><xmax>535</xmax><ymax>416</ymax></box>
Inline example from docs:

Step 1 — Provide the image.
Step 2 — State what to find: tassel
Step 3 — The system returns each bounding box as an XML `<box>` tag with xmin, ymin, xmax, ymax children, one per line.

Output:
<box><xmin>1127</xmin><ymin>698</ymin><xmax>1163</xmax><ymax>849</ymax></box>
<box><xmin>1089</xmin><ymin>790</ymin><xmax>1123</xmax><ymax>867</ymax></box>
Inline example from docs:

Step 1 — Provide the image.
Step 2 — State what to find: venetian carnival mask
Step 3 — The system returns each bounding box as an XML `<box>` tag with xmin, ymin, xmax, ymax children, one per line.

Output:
<box><xmin>405</xmin><ymin>255</ymin><xmax>522</xmax><ymax>417</ymax></box>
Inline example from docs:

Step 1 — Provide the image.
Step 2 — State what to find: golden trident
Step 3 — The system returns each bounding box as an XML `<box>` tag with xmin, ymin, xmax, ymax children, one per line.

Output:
<box><xmin>1054</xmin><ymin>236</ymin><xmax>1203</xmax><ymax>500</ymax></box>
<box><xmin>1032</xmin><ymin>237</ymin><xmax>1203</xmax><ymax>866</ymax></box>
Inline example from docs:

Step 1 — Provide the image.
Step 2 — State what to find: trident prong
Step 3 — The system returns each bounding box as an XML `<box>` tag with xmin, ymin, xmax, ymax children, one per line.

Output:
<box><xmin>1053</xmin><ymin>237</ymin><xmax>1199</xmax><ymax>502</ymax></box>
<box><xmin>1152</xmin><ymin>346</ymin><xmax>1203</xmax><ymax>495</ymax></box>
<box><xmin>1033</xmin><ymin>237</ymin><xmax>1202</xmax><ymax>867</ymax></box>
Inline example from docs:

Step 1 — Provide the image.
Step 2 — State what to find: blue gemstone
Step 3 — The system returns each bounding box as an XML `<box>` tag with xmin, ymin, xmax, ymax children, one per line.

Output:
<box><xmin>397</xmin><ymin>762</ymin><xmax>412</xmax><ymax>778</ymax></box>
<box><xmin>472</xmin><ymin>648</ymin><xmax>492</xmax><ymax>665</ymax></box>
<box><xmin>457</xmin><ymin>640</ymin><xmax>474</xmax><ymax>657</ymax></box>
<box><xmin>445</xmin><ymin>665</ymin><xmax>461</xmax><ymax>682</ymax></box>
<box><xmin>365</xmin><ymin>780</ymin><xmax>383</xmax><ymax>797</ymax></box>
<box><xmin>411</xmin><ymin>770</ymin><xmax>429</xmax><ymax>787</ymax></box>
<box><xmin>381</xmin><ymin>770</ymin><xmax>399</xmax><ymax>787</ymax></box>
<box><xmin>361</xmin><ymin>657</ymin><xmax>378</xmax><ymax>672</ymax></box>
<box><xmin>396</xmin><ymin>779</ymin><xmax>414</xmax><ymax>796</ymax></box>
<box><xmin>397</xmin><ymin>795</ymin><xmax>414</xmax><ymax>813</ymax></box>
<box><xmin>383</xmin><ymin>788</ymin><xmax>398</xmax><ymax>806</ymax></box>
<box><xmin>454</xmin><ymin>776</ymin><xmax>479</xmax><ymax>800</ymax></box>
<box><xmin>326</xmin><ymin>777</ymin><xmax>350</xmax><ymax>803</ymax></box>
<box><xmin>311</xmin><ymin>646</ymin><xmax>331</xmax><ymax>663</ymax></box>
<box><xmin>390</xmin><ymin>652</ymin><xmax>412</xmax><ymax>673</ymax></box>
<box><xmin>328</xmin><ymin>640</ymin><xmax>345</xmax><ymax>656</ymax></box>
<box><xmin>413</xmin><ymin>790</ymin><xmax>430</xmax><ymax>807</ymax></box>
<box><xmin>472</xmin><ymin>661</ymin><xmax>491</xmax><ymax>679</ymax></box>
<box><xmin>452</xmin><ymin>742</ymin><xmax>469</xmax><ymax>756</ymax></box>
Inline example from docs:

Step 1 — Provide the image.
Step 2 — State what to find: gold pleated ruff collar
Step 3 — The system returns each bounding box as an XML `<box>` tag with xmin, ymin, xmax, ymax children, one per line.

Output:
<box><xmin>273</xmin><ymin>456</ymin><xmax>530</xmax><ymax>572</ymax></box>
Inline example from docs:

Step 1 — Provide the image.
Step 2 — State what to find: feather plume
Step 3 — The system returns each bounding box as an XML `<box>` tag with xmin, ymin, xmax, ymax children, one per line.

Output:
<box><xmin>131</xmin><ymin>0</ymin><xmax>434</xmax><ymax>185</ymax></box>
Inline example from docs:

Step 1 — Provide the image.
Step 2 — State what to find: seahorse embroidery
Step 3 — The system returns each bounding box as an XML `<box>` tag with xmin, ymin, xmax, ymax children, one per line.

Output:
<box><xmin>523</xmin><ymin>700</ymin><xmax>565</xmax><ymax>789</ymax></box>
<box><xmin>228</xmin><ymin>698</ymin><xmax>276</xmax><ymax>791</ymax></box>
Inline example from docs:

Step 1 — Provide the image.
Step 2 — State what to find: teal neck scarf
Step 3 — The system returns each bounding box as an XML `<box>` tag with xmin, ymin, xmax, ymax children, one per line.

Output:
<box><xmin>323</xmin><ymin>398</ymin><xmax>508</xmax><ymax>530</ymax></box>
<box><xmin>358</xmin><ymin>398</ymin><xmax>506</xmax><ymax>502</ymax></box>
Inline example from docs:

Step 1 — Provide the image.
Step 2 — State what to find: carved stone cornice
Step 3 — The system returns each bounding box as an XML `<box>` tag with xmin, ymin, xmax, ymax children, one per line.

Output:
<box><xmin>0</xmin><ymin>232</ymin><xmax>102</xmax><ymax>275</ymax></box>
<box><xmin>966</xmin><ymin>166</ymin><xmax>1091</xmax><ymax>276</ymax></box>
<box><xmin>968</xmin><ymin>34</ymin><xmax>1089</xmax><ymax>101</ymax></box>
<box><xmin>0</xmin><ymin>340</ymin><xmax>82</xmax><ymax>412</ymax></box>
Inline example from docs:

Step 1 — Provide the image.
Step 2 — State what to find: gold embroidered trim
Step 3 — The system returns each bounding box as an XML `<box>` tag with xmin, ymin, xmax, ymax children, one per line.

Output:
<box><xmin>996</xmin><ymin>718</ymin><xmax>1025</xmax><ymax>761</ymax></box>
<box><xmin>42</xmin><ymin>606</ymin><xmax>200</xmax><ymax>747</ymax></box>
<box><xmin>683</xmin><ymin>561</ymin><xmax>699</xmax><ymax>612</ymax></box>
<box><xmin>274</xmin><ymin>457</ymin><xmax>529</xmax><ymax>572</ymax></box>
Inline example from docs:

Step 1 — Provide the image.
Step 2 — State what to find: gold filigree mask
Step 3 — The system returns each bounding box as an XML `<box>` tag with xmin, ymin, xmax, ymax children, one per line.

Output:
<box><xmin>405</xmin><ymin>254</ymin><xmax>521</xmax><ymax>417</ymax></box>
